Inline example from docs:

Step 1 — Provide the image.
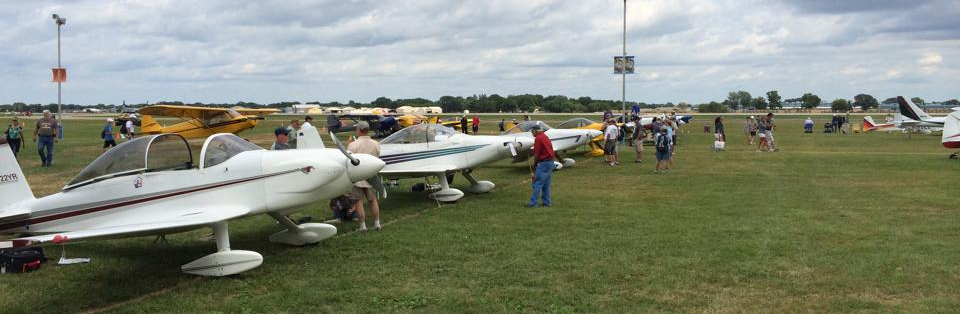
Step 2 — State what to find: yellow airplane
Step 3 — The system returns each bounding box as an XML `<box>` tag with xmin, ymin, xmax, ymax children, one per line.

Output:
<box><xmin>138</xmin><ymin>105</ymin><xmax>278</xmax><ymax>139</ymax></box>
<box><xmin>555</xmin><ymin>118</ymin><xmax>612</xmax><ymax>157</ymax></box>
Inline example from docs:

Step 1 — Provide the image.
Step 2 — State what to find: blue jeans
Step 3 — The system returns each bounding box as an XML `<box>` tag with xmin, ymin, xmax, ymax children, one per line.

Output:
<box><xmin>38</xmin><ymin>136</ymin><xmax>54</xmax><ymax>165</ymax></box>
<box><xmin>529</xmin><ymin>161</ymin><xmax>555</xmax><ymax>207</ymax></box>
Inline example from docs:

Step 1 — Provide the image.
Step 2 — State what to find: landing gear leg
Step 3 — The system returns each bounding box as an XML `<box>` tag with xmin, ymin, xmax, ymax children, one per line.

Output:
<box><xmin>429</xmin><ymin>172</ymin><xmax>464</xmax><ymax>202</ymax></box>
<box><xmin>461</xmin><ymin>169</ymin><xmax>495</xmax><ymax>194</ymax></box>
<box><xmin>267</xmin><ymin>212</ymin><xmax>337</xmax><ymax>246</ymax></box>
<box><xmin>181</xmin><ymin>221</ymin><xmax>263</xmax><ymax>276</ymax></box>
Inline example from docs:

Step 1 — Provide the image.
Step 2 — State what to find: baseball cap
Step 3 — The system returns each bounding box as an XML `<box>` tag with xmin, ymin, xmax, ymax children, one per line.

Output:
<box><xmin>274</xmin><ymin>127</ymin><xmax>290</xmax><ymax>136</ymax></box>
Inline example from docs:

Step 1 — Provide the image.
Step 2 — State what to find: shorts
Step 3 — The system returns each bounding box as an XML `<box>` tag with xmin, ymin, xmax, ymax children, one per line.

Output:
<box><xmin>350</xmin><ymin>186</ymin><xmax>376</xmax><ymax>202</ymax></box>
<box><xmin>633</xmin><ymin>139</ymin><xmax>643</xmax><ymax>152</ymax></box>
<box><xmin>750</xmin><ymin>131</ymin><xmax>757</xmax><ymax>136</ymax></box>
<box><xmin>103</xmin><ymin>139</ymin><xmax>117</xmax><ymax>148</ymax></box>
<box><xmin>656</xmin><ymin>149</ymin><xmax>670</xmax><ymax>161</ymax></box>
<box><xmin>603</xmin><ymin>140</ymin><xmax>617</xmax><ymax>155</ymax></box>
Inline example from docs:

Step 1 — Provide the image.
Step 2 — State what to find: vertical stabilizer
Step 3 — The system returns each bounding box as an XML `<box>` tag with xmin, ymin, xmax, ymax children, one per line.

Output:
<box><xmin>0</xmin><ymin>144</ymin><xmax>34</xmax><ymax>213</ymax></box>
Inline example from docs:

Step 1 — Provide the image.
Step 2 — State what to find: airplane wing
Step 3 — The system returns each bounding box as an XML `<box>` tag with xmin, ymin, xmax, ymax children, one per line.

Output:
<box><xmin>138</xmin><ymin>105</ymin><xmax>230</xmax><ymax>121</ymax></box>
<box><xmin>380</xmin><ymin>165</ymin><xmax>459</xmax><ymax>178</ymax></box>
<box><xmin>2</xmin><ymin>207</ymin><xmax>250</xmax><ymax>248</ymax></box>
<box><xmin>233</xmin><ymin>108</ymin><xmax>279</xmax><ymax>116</ymax></box>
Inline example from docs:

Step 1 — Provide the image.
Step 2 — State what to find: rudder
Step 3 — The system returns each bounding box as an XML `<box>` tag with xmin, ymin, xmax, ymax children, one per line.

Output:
<box><xmin>0</xmin><ymin>144</ymin><xmax>34</xmax><ymax>210</ymax></box>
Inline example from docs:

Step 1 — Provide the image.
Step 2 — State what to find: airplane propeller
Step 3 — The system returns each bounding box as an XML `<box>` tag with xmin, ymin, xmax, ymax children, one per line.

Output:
<box><xmin>328</xmin><ymin>131</ymin><xmax>361</xmax><ymax>166</ymax></box>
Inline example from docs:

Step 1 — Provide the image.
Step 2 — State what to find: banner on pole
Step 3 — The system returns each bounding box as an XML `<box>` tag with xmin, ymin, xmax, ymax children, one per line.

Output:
<box><xmin>613</xmin><ymin>56</ymin><xmax>635</xmax><ymax>74</ymax></box>
<box><xmin>51</xmin><ymin>68</ymin><xmax>67</xmax><ymax>82</ymax></box>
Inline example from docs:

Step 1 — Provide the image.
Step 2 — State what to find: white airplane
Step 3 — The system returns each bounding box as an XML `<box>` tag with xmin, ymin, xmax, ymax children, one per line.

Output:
<box><xmin>301</xmin><ymin>124</ymin><xmax>533</xmax><ymax>203</ymax></box>
<box><xmin>942</xmin><ymin>111</ymin><xmax>960</xmax><ymax>152</ymax></box>
<box><xmin>502</xmin><ymin>121</ymin><xmax>603</xmax><ymax>168</ymax></box>
<box><xmin>0</xmin><ymin>133</ymin><xmax>383</xmax><ymax>276</ymax></box>
<box><xmin>898</xmin><ymin>96</ymin><xmax>945</xmax><ymax>127</ymax></box>
<box><xmin>862</xmin><ymin>116</ymin><xmax>904</xmax><ymax>133</ymax></box>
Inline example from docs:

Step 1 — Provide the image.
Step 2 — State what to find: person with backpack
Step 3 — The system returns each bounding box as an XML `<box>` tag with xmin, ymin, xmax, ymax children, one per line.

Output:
<box><xmin>101</xmin><ymin>118</ymin><xmax>117</xmax><ymax>153</ymax></box>
<box><xmin>4</xmin><ymin>117</ymin><xmax>24</xmax><ymax>157</ymax></box>
<box><xmin>654</xmin><ymin>126</ymin><xmax>671</xmax><ymax>174</ymax></box>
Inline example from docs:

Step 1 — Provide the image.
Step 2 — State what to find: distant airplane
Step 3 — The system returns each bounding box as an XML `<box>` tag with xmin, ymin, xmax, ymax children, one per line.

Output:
<box><xmin>898</xmin><ymin>96</ymin><xmax>945</xmax><ymax>127</ymax></box>
<box><xmin>138</xmin><ymin>105</ymin><xmax>278</xmax><ymax>139</ymax></box>
<box><xmin>503</xmin><ymin>121</ymin><xmax>602</xmax><ymax>169</ymax></box>
<box><xmin>942</xmin><ymin>111</ymin><xmax>960</xmax><ymax>150</ymax></box>
<box><xmin>862</xmin><ymin>116</ymin><xmax>903</xmax><ymax>133</ymax></box>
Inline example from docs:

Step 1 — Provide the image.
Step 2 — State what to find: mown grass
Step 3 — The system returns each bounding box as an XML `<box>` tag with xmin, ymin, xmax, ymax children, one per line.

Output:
<box><xmin>0</xmin><ymin>114</ymin><xmax>957</xmax><ymax>314</ymax></box>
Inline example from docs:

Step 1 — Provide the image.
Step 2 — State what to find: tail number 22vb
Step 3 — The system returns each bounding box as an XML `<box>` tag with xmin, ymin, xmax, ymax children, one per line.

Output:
<box><xmin>0</xmin><ymin>173</ymin><xmax>19</xmax><ymax>183</ymax></box>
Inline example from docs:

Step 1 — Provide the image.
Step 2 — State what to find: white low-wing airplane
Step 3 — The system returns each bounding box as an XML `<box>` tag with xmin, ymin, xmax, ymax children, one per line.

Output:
<box><xmin>302</xmin><ymin>124</ymin><xmax>533</xmax><ymax>202</ymax></box>
<box><xmin>942</xmin><ymin>111</ymin><xmax>960</xmax><ymax>150</ymax></box>
<box><xmin>502</xmin><ymin>121</ymin><xmax>602</xmax><ymax>168</ymax></box>
<box><xmin>898</xmin><ymin>96</ymin><xmax>945</xmax><ymax>127</ymax></box>
<box><xmin>0</xmin><ymin>133</ymin><xmax>383</xmax><ymax>276</ymax></box>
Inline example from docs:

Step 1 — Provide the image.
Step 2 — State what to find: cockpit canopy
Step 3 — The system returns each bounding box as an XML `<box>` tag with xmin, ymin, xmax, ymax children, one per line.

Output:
<box><xmin>501</xmin><ymin>121</ymin><xmax>553</xmax><ymax>135</ymax></box>
<box><xmin>200</xmin><ymin>133</ymin><xmax>264</xmax><ymax>168</ymax></box>
<box><xmin>65</xmin><ymin>134</ymin><xmax>193</xmax><ymax>189</ymax></box>
<box><xmin>380</xmin><ymin>123</ymin><xmax>458</xmax><ymax>144</ymax></box>
<box><xmin>555</xmin><ymin>118</ymin><xmax>596</xmax><ymax>129</ymax></box>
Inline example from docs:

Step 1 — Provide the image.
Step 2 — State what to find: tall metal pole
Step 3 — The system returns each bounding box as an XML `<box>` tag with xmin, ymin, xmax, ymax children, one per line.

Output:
<box><xmin>621</xmin><ymin>0</ymin><xmax>626</xmax><ymax>113</ymax></box>
<box><xmin>57</xmin><ymin>23</ymin><xmax>62</xmax><ymax>120</ymax></box>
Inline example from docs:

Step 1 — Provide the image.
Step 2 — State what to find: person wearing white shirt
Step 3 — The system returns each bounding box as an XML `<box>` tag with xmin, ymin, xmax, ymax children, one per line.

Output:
<box><xmin>603</xmin><ymin>119</ymin><xmax>620</xmax><ymax>166</ymax></box>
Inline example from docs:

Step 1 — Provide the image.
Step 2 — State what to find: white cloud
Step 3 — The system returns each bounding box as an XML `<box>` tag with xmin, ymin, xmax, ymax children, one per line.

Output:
<box><xmin>0</xmin><ymin>0</ymin><xmax>958</xmax><ymax>105</ymax></box>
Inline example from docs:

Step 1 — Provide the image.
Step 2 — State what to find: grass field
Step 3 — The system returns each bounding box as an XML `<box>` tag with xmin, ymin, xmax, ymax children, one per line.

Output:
<box><xmin>0</xmin><ymin>114</ymin><xmax>957</xmax><ymax>314</ymax></box>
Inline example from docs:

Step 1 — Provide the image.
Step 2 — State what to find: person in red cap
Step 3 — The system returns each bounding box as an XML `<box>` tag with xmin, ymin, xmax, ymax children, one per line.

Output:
<box><xmin>528</xmin><ymin>124</ymin><xmax>556</xmax><ymax>207</ymax></box>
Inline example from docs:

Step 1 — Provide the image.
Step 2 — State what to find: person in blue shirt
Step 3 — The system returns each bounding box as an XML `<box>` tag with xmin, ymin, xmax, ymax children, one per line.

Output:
<box><xmin>102</xmin><ymin>118</ymin><xmax>117</xmax><ymax>153</ymax></box>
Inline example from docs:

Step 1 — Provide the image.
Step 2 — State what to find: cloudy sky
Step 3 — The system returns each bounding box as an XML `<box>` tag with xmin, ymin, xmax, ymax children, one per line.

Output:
<box><xmin>0</xmin><ymin>0</ymin><xmax>957</xmax><ymax>105</ymax></box>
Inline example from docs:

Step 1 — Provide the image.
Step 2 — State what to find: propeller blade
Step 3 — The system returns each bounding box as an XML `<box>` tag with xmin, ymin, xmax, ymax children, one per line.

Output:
<box><xmin>328</xmin><ymin>131</ymin><xmax>360</xmax><ymax>166</ymax></box>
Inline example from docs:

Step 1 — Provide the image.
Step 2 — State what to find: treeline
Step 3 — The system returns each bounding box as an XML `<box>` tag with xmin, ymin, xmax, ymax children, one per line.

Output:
<box><xmin>2</xmin><ymin>93</ymin><xmax>956</xmax><ymax>114</ymax></box>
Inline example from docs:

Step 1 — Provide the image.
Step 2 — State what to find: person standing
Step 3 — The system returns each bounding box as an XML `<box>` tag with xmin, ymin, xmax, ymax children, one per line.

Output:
<box><xmin>528</xmin><ymin>124</ymin><xmax>555</xmax><ymax>207</ymax></box>
<box><xmin>743</xmin><ymin>116</ymin><xmax>756</xmax><ymax>145</ymax></box>
<box><xmin>271</xmin><ymin>127</ymin><xmax>291</xmax><ymax>150</ymax></box>
<box><xmin>765</xmin><ymin>113</ymin><xmax>778</xmax><ymax>151</ymax></box>
<box><xmin>631</xmin><ymin>115</ymin><xmax>645</xmax><ymax>163</ymax></box>
<box><xmin>101</xmin><ymin>118</ymin><xmax>117</xmax><ymax>153</ymax></box>
<box><xmin>460</xmin><ymin>115</ymin><xmax>468</xmax><ymax>134</ymax></box>
<box><xmin>302</xmin><ymin>116</ymin><xmax>314</xmax><ymax>129</ymax></box>
<box><xmin>286</xmin><ymin>119</ymin><xmax>301</xmax><ymax>149</ymax></box>
<box><xmin>603</xmin><ymin>118</ymin><xmax>619</xmax><ymax>166</ymax></box>
<box><xmin>471</xmin><ymin>114</ymin><xmax>480</xmax><ymax>134</ymax></box>
<box><xmin>124</xmin><ymin>114</ymin><xmax>136</xmax><ymax>139</ymax></box>
<box><xmin>498</xmin><ymin>119</ymin><xmax>506</xmax><ymax>133</ymax></box>
<box><xmin>4</xmin><ymin>117</ymin><xmax>24</xmax><ymax>157</ymax></box>
<box><xmin>654</xmin><ymin>126</ymin><xmax>671</xmax><ymax>174</ymax></box>
<box><xmin>714</xmin><ymin>116</ymin><xmax>726</xmax><ymax>142</ymax></box>
<box><xmin>346</xmin><ymin>122</ymin><xmax>382</xmax><ymax>231</ymax></box>
<box><xmin>32</xmin><ymin>110</ymin><xmax>59</xmax><ymax>167</ymax></box>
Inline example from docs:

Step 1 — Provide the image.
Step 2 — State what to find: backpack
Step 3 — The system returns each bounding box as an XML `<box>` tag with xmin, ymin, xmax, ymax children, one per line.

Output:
<box><xmin>0</xmin><ymin>247</ymin><xmax>47</xmax><ymax>274</ymax></box>
<box><xmin>655</xmin><ymin>134</ymin><xmax>669</xmax><ymax>152</ymax></box>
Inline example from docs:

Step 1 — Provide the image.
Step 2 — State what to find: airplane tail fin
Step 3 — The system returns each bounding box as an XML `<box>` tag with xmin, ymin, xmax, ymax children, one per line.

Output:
<box><xmin>295</xmin><ymin>125</ymin><xmax>326</xmax><ymax>149</ymax></box>
<box><xmin>943</xmin><ymin>112</ymin><xmax>960</xmax><ymax>148</ymax></box>
<box><xmin>0</xmin><ymin>144</ymin><xmax>34</xmax><ymax>214</ymax></box>
<box><xmin>898</xmin><ymin>96</ymin><xmax>931</xmax><ymax>121</ymax></box>
<box><xmin>863</xmin><ymin>116</ymin><xmax>877</xmax><ymax>130</ymax></box>
<box><xmin>140</xmin><ymin>115</ymin><xmax>162</xmax><ymax>134</ymax></box>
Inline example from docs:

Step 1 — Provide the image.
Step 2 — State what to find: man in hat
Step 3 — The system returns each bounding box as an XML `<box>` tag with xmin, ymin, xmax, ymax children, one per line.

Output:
<box><xmin>346</xmin><ymin>121</ymin><xmax>382</xmax><ymax>231</ymax></box>
<box><xmin>528</xmin><ymin>124</ymin><xmax>556</xmax><ymax>207</ymax></box>
<box><xmin>271</xmin><ymin>127</ymin><xmax>291</xmax><ymax>150</ymax></box>
<box><xmin>603</xmin><ymin>118</ymin><xmax>619</xmax><ymax>166</ymax></box>
<box><xmin>765</xmin><ymin>112</ymin><xmax>778</xmax><ymax>151</ymax></box>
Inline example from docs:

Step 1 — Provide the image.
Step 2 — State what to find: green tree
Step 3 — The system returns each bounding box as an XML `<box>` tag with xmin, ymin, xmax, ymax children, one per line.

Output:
<box><xmin>766</xmin><ymin>90</ymin><xmax>782</xmax><ymax>109</ymax></box>
<box><xmin>911</xmin><ymin>97</ymin><xmax>925</xmax><ymax>106</ymax></box>
<box><xmin>372</xmin><ymin>97</ymin><xmax>393</xmax><ymax>108</ymax></box>
<box><xmin>697</xmin><ymin>101</ymin><xmax>728</xmax><ymax>113</ymax></box>
<box><xmin>831</xmin><ymin>98</ymin><xmax>852</xmax><ymax>112</ymax></box>
<box><xmin>752</xmin><ymin>97</ymin><xmax>768</xmax><ymax>110</ymax></box>
<box><xmin>800</xmin><ymin>93</ymin><xmax>821</xmax><ymax>109</ymax></box>
<box><xmin>724</xmin><ymin>91</ymin><xmax>751</xmax><ymax>110</ymax></box>
<box><xmin>853</xmin><ymin>94</ymin><xmax>879</xmax><ymax>111</ymax></box>
<box><xmin>943</xmin><ymin>99</ymin><xmax>960</xmax><ymax>107</ymax></box>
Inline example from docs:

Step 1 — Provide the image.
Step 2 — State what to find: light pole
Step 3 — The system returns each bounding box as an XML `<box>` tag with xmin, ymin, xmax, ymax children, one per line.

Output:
<box><xmin>621</xmin><ymin>0</ymin><xmax>627</xmax><ymax>113</ymax></box>
<box><xmin>52</xmin><ymin>14</ymin><xmax>66</xmax><ymax>121</ymax></box>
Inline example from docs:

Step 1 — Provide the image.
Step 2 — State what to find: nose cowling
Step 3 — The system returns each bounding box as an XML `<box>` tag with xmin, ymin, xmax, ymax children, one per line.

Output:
<box><xmin>588</xmin><ymin>129</ymin><xmax>603</xmax><ymax>139</ymax></box>
<box><xmin>347</xmin><ymin>154</ymin><xmax>385</xmax><ymax>182</ymax></box>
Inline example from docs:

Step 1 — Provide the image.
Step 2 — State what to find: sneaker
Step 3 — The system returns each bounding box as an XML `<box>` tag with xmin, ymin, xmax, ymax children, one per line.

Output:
<box><xmin>373</xmin><ymin>224</ymin><xmax>382</xmax><ymax>231</ymax></box>
<box><xmin>635</xmin><ymin>159</ymin><xmax>642</xmax><ymax>163</ymax></box>
<box><xmin>357</xmin><ymin>226</ymin><xmax>368</xmax><ymax>232</ymax></box>
<box><xmin>755</xmin><ymin>150</ymin><xmax>762</xmax><ymax>153</ymax></box>
<box><xmin>614</xmin><ymin>161</ymin><xmax>620</xmax><ymax>165</ymax></box>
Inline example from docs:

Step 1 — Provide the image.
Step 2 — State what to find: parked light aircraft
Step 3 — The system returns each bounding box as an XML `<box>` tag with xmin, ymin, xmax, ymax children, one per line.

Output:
<box><xmin>0</xmin><ymin>133</ymin><xmax>383</xmax><ymax>276</ymax></box>
<box><xmin>898</xmin><ymin>96</ymin><xmax>945</xmax><ymax>127</ymax></box>
<box><xmin>502</xmin><ymin>121</ymin><xmax>602</xmax><ymax>168</ymax></box>
<box><xmin>139</xmin><ymin>105</ymin><xmax>279</xmax><ymax>139</ymax></box>
<box><xmin>301</xmin><ymin>124</ymin><xmax>533</xmax><ymax>202</ymax></box>
<box><xmin>862</xmin><ymin>116</ymin><xmax>903</xmax><ymax>133</ymax></box>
